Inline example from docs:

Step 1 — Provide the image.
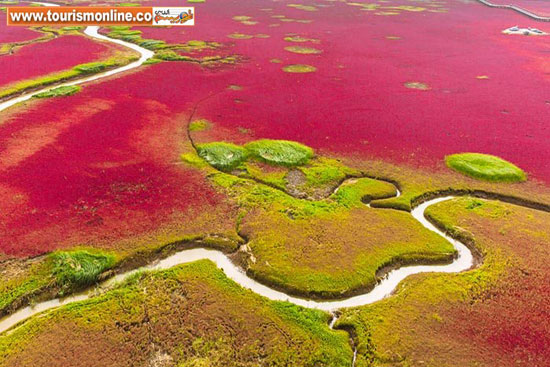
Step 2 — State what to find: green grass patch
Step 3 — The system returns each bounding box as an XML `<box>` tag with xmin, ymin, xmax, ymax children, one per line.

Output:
<box><xmin>0</xmin><ymin>260</ymin><xmax>352</xmax><ymax>366</ymax></box>
<box><xmin>282</xmin><ymin>64</ymin><xmax>317</xmax><ymax>73</ymax></box>
<box><xmin>196</xmin><ymin>142</ymin><xmax>248</xmax><ymax>171</ymax></box>
<box><xmin>332</xmin><ymin>177</ymin><xmax>397</xmax><ymax>208</ymax></box>
<box><xmin>50</xmin><ymin>250</ymin><xmax>116</xmax><ymax>292</ymax></box>
<box><xmin>245</xmin><ymin>139</ymin><xmax>314</xmax><ymax>167</ymax></box>
<box><xmin>189</xmin><ymin>118</ymin><xmax>211</xmax><ymax>132</ymax></box>
<box><xmin>445</xmin><ymin>153</ymin><xmax>526</xmax><ymax>182</ymax></box>
<box><xmin>0</xmin><ymin>53</ymin><xmax>137</xmax><ymax>100</ymax></box>
<box><xmin>73</xmin><ymin>62</ymin><xmax>107</xmax><ymax>73</ymax></box>
<box><xmin>284</xmin><ymin>46</ymin><xmax>322</xmax><ymax>54</ymax></box>
<box><xmin>142</xmin><ymin>58</ymin><xmax>163</xmax><ymax>65</ymax></box>
<box><xmin>61</xmin><ymin>26</ymin><xmax>82</xmax><ymax>31</ymax></box>
<box><xmin>34</xmin><ymin>85</ymin><xmax>81</xmax><ymax>98</ymax></box>
<box><xmin>117</xmin><ymin>2</ymin><xmax>140</xmax><ymax>6</ymax></box>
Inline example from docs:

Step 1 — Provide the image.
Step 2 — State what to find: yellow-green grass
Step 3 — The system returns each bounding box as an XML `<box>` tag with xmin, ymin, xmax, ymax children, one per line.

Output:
<box><xmin>338</xmin><ymin>197</ymin><xmax>549</xmax><ymax>366</ymax></box>
<box><xmin>245</xmin><ymin>139</ymin><xmax>314</xmax><ymax>167</ymax></box>
<box><xmin>445</xmin><ymin>153</ymin><xmax>527</xmax><ymax>182</ymax></box>
<box><xmin>196</xmin><ymin>142</ymin><xmax>248</xmax><ymax>171</ymax></box>
<box><xmin>0</xmin><ymin>249</ymin><xmax>116</xmax><ymax>315</ymax></box>
<box><xmin>0</xmin><ymin>54</ymin><xmax>138</xmax><ymax>100</ymax></box>
<box><xmin>204</xmin><ymin>169</ymin><xmax>455</xmax><ymax>298</ymax></box>
<box><xmin>284</xmin><ymin>35</ymin><xmax>320</xmax><ymax>43</ymax></box>
<box><xmin>241</xmin><ymin>199</ymin><xmax>454</xmax><ymax>298</ymax></box>
<box><xmin>0</xmin><ymin>261</ymin><xmax>353</xmax><ymax>366</ymax></box>
<box><xmin>33</xmin><ymin>85</ymin><xmax>80</xmax><ymax>98</ymax></box>
<box><xmin>335</xmin><ymin>154</ymin><xmax>550</xmax><ymax>212</ymax></box>
<box><xmin>188</xmin><ymin>118</ymin><xmax>211</xmax><ymax>132</ymax></box>
<box><xmin>284</xmin><ymin>46</ymin><xmax>322</xmax><ymax>54</ymax></box>
<box><xmin>283</xmin><ymin>64</ymin><xmax>317</xmax><ymax>73</ymax></box>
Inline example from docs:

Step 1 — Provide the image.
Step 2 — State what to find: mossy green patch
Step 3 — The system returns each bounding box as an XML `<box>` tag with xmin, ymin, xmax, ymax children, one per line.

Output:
<box><xmin>189</xmin><ymin>118</ymin><xmax>211</xmax><ymax>131</ymax></box>
<box><xmin>142</xmin><ymin>58</ymin><xmax>163</xmax><ymax>65</ymax></box>
<box><xmin>284</xmin><ymin>46</ymin><xmax>322</xmax><ymax>54</ymax></box>
<box><xmin>332</xmin><ymin>177</ymin><xmax>397</xmax><ymax>208</ymax></box>
<box><xmin>34</xmin><ymin>85</ymin><xmax>81</xmax><ymax>99</ymax></box>
<box><xmin>245</xmin><ymin>139</ymin><xmax>314</xmax><ymax>167</ymax></box>
<box><xmin>196</xmin><ymin>142</ymin><xmax>248</xmax><ymax>171</ymax></box>
<box><xmin>0</xmin><ymin>260</ymin><xmax>352</xmax><ymax>366</ymax></box>
<box><xmin>287</xmin><ymin>4</ymin><xmax>318</xmax><ymax>11</ymax></box>
<box><xmin>50</xmin><ymin>250</ymin><xmax>116</xmax><ymax>293</ymax></box>
<box><xmin>0</xmin><ymin>55</ymin><xmax>137</xmax><ymax>100</ymax></box>
<box><xmin>284</xmin><ymin>35</ymin><xmax>319</xmax><ymax>43</ymax></box>
<box><xmin>282</xmin><ymin>64</ymin><xmax>317</xmax><ymax>73</ymax></box>
<box><xmin>445</xmin><ymin>153</ymin><xmax>527</xmax><ymax>182</ymax></box>
<box><xmin>73</xmin><ymin>62</ymin><xmax>108</xmax><ymax>74</ymax></box>
<box><xmin>232</xmin><ymin>15</ymin><xmax>252</xmax><ymax>21</ymax></box>
<box><xmin>227</xmin><ymin>33</ymin><xmax>254</xmax><ymax>39</ymax></box>
<box><xmin>404</xmin><ymin>81</ymin><xmax>430</xmax><ymax>90</ymax></box>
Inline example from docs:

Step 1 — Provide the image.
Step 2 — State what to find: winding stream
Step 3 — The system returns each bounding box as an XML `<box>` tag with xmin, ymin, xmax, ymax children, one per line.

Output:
<box><xmin>0</xmin><ymin>190</ymin><xmax>475</xmax><ymax>334</ymax></box>
<box><xmin>0</xmin><ymin>3</ymin><xmax>477</xmax><ymax>337</ymax></box>
<box><xmin>0</xmin><ymin>2</ymin><xmax>154</xmax><ymax>114</ymax></box>
<box><xmin>0</xmin><ymin>5</ymin><xmax>537</xmax><ymax>367</ymax></box>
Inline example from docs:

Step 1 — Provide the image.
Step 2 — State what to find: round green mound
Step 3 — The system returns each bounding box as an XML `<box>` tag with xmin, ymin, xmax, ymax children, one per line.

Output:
<box><xmin>245</xmin><ymin>139</ymin><xmax>314</xmax><ymax>167</ymax></box>
<box><xmin>445</xmin><ymin>153</ymin><xmax>526</xmax><ymax>182</ymax></box>
<box><xmin>196</xmin><ymin>142</ymin><xmax>248</xmax><ymax>171</ymax></box>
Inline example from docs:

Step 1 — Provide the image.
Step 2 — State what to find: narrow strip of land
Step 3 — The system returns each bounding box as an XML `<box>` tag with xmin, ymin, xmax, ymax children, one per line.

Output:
<box><xmin>475</xmin><ymin>0</ymin><xmax>550</xmax><ymax>21</ymax></box>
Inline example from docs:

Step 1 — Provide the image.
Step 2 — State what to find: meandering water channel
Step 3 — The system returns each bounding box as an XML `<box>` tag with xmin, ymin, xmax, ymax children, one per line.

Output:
<box><xmin>0</xmin><ymin>187</ymin><xmax>475</xmax><ymax>334</ymax></box>
<box><xmin>0</xmin><ymin>4</ymin><xmax>544</xmax><ymax>366</ymax></box>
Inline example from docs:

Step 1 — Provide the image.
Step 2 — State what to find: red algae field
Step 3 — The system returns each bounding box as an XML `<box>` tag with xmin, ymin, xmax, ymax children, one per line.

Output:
<box><xmin>0</xmin><ymin>0</ymin><xmax>549</xmax><ymax>366</ymax></box>
<box><xmin>0</xmin><ymin>35</ymin><xmax>129</xmax><ymax>88</ymax></box>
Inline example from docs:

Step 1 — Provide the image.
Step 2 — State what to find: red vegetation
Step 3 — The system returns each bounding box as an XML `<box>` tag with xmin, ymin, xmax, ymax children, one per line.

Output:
<box><xmin>0</xmin><ymin>74</ymin><xmax>232</xmax><ymax>256</ymax></box>
<box><xmin>436</xmin><ymin>203</ymin><xmax>550</xmax><ymax>366</ymax></box>
<box><xmin>0</xmin><ymin>35</ymin><xmax>125</xmax><ymax>88</ymax></box>
<box><xmin>0</xmin><ymin>13</ymin><xmax>40</xmax><ymax>44</ymax></box>
<box><xmin>154</xmin><ymin>0</ymin><xmax>550</xmax><ymax>183</ymax></box>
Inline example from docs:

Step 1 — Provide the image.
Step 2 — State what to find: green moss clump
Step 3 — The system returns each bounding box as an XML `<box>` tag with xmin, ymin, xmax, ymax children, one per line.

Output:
<box><xmin>445</xmin><ymin>153</ymin><xmax>527</xmax><ymax>182</ymax></box>
<box><xmin>73</xmin><ymin>62</ymin><xmax>108</xmax><ymax>74</ymax></box>
<box><xmin>61</xmin><ymin>26</ymin><xmax>82</xmax><ymax>31</ymax></box>
<box><xmin>227</xmin><ymin>33</ymin><xmax>254</xmax><ymax>40</ymax></box>
<box><xmin>197</xmin><ymin>142</ymin><xmax>248</xmax><ymax>171</ymax></box>
<box><xmin>154</xmin><ymin>49</ymin><xmax>185</xmax><ymax>61</ymax></box>
<box><xmin>245</xmin><ymin>139</ymin><xmax>314</xmax><ymax>167</ymax></box>
<box><xmin>282</xmin><ymin>64</ymin><xmax>317</xmax><ymax>73</ymax></box>
<box><xmin>189</xmin><ymin>119</ymin><xmax>211</xmax><ymax>132</ymax></box>
<box><xmin>50</xmin><ymin>250</ymin><xmax>116</xmax><ymax>291</ymax></box>
<box><xmin>284</xmin><ymin>46</ymin><xmax>322</xmax><ymax>54</ymax></box>
<box><xmin>34</xmin><ymin>85</ymin><xmax>81</xmax><ymax>98</ymax></box>
<box><xmin>142</xmin><ymin>58</ymin><xmax>163</xmax><ymax>65</ymax></box>
<box><xmin>138</xmin><ymin>39</ymin><xmax>166</xmax><ymax>49</ymax></box>
<box><xmin>332</xmin><ymin>178</ymin><xmax>397</xmax><ymax>208</ymax></box>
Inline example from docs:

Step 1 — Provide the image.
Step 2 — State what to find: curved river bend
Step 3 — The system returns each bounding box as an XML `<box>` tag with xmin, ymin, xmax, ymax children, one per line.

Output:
<box><xmin>0</xmin><ymin>2</ymin><xmax>154</xmax><ymax>114</ymax></box>
<box><xmin>0</xmin><ymin>3</ymin><xmax>477</xmax><ymax>335</ymax></box>
<box><xmin>0</xmin><ymin>193</ymin><xmax>474</xmax><ymax>334</ymax></box>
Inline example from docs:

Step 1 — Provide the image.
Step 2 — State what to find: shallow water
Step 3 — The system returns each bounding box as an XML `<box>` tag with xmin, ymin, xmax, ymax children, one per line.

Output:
<box><xmin>0</xmin><ymin>2</ymin><xmax>154</xmax><ymax>113</ymax></box>
<box><xmin>0</xmin><ymin>3</ymin><xmax>475</xmax><ymax>336</ymax></box>
<box><xmin>0</xmin><ymin>193</ymin><xmax>474</xmax><ymax>334</ymax></box>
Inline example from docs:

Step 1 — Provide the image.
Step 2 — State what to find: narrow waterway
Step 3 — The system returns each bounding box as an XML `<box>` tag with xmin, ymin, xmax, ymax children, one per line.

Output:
<box><xmin>0</xmin><ymin>2</ymin><xmax>154</xmax><ymax>113</ymax></box>
<box><xmin>0</xmin><ymin>190</ymin><xmax>475</xmax><ymax>334</ymax></box>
